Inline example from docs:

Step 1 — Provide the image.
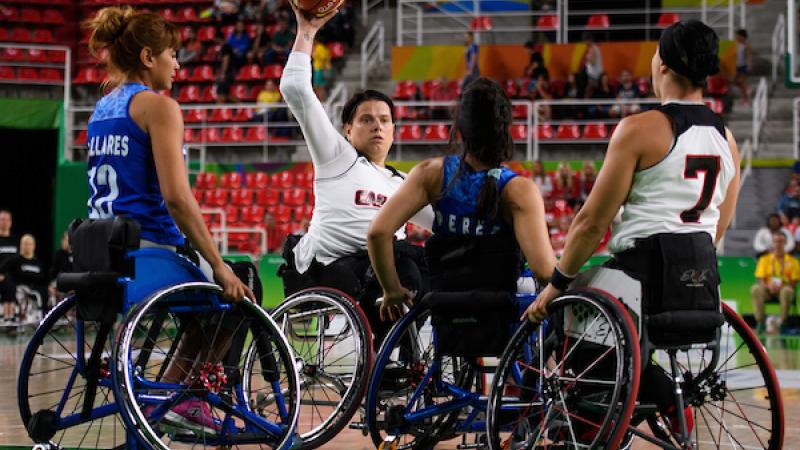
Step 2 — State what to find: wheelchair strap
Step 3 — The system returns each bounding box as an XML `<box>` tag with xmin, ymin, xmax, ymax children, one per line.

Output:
<box><xmin>81</xmin><ymin>319</ymin><xmax>113</xmax><ymax>420</ymax></box>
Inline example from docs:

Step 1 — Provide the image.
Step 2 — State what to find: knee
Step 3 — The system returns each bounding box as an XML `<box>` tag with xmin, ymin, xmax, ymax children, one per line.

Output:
<box><xmin>750</xmin><ymin>284</ymin><xmax>767</xmax><ymax>300</ymax></box>
<box><xmin>780</xmin><ymin>286</ymin><xmax>795</xmax><ymax>301</ymax></box>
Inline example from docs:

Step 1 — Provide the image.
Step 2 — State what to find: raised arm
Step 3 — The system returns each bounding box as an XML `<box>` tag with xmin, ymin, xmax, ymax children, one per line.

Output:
<box><xmin>279</xmin><ymin>6</ymin><xmax>352</xmax><ymax>171</ymax></box>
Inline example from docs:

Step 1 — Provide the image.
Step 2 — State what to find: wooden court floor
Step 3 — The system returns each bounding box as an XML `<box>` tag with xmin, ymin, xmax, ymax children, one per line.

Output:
<box><xmin>0</xmin><ymin>332</ymin><xmax>798</xmax><ymax>449</ymax></box>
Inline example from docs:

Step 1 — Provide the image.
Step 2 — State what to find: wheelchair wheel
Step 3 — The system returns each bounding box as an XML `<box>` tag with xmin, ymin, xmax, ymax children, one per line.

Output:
<box><xmin>630</xmin><ymin>302</ymin><xmax>784</xmax><ymax>450</ymax></box>
<box><xmin>18</xmin><ymin>295</ymin><xmax>127</xmax><ymax>448</ymax></box>
<box><xmin>365</xmin><ymin>305</ymin><xmax>476</xmax><ymax>450</ymax></box>
<box><xmin>114</xmin><ymin>282</ymin><xmax>301</xmax><ymax>450</ymax></box>
<box><xmin>486</xmin><ymin>288</ymin><xmax>641</xmax><ymax>450</ymax></box>
<box><xmin>263</xmin><ymin>288</ymin><xmax>372</xmax><ymax>450</ymax></box>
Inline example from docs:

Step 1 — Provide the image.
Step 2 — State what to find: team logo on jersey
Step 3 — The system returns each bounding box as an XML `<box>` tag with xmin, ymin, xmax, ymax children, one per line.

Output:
<box><xmin>354</xmin><ymin>190</ymin><xmax>388</xmax><ymax>207</ymax></box>
<box><xmin>680</xmin><ymin>269</ymin><xmax>709</xmax><ymax>287</ymax></box>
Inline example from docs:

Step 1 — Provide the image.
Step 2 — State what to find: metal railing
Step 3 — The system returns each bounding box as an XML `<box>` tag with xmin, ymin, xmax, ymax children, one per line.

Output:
<box><xmin>751</xmin><ymin>77</ymin><xmax>768</xmax><ymax>152</ymax></box>
<box><xmin>732</xmin><ymin>138</ymin><xmax>752</xmax><ymax>230</ymax></box>
<box><xmin>0</xmin><ymin>43</ymin><xmax>72</xmax><ymax>158</ymax></box>
<box><xmin>361</xmin><ymin>0</ymin><xmax>388</xmax><ymax>26</ymax></box>
<box><xmin>325</xmin><ymin>82</ymin><xmax>348</xmax><ymax>130</ymax></box>
<box><xmin>361</xmin><ymin>21</ymin><xmax>385</xmax><ymax>89</ymax></box>
<box><xmin>396</xmin><ymin>0</ymin><xmax>562</xmax><ymax>46</ymax></box>
<box><xmin>772</xmin><ymin>13</ymin><xmax>786</xmax><ymax>84</ymax></box>
<box><xmin>200</xmin><ymin>207</ymin><xmax>267</xmax><ymax>256</ymax></box>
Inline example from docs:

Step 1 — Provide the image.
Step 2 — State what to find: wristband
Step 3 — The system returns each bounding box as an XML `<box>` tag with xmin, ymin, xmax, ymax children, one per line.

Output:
<box><xmin>550</xmin><ymin>265</ymin><xmax>576</xmax><ymax>291</ymax></box>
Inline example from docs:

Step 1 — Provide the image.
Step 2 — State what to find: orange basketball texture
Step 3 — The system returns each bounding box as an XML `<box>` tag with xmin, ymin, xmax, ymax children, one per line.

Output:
<box><xmin>292</xmin><ymin>0</ymin><xmax>343</xmax><ymax>17</ymax></box>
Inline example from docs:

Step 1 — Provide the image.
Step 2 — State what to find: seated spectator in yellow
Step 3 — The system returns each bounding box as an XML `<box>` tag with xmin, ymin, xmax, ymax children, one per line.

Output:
<box><xmin>751</xmin><ymin>232</ymin><xmax>800</xmax><ymax>334</ymax></box>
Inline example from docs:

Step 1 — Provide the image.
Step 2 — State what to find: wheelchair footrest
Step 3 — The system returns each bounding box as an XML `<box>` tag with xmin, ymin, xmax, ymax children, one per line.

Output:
<box><xmin>27</xmin><ymin>409</ymin><xmax>58</xmax><ymax>443</ymax></box>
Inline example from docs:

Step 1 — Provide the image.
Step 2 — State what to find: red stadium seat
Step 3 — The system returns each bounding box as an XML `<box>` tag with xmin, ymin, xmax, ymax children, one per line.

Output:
<box><xmin>0</xmin><ymin>6</ymin><xmax>18</xmax><ymax>22</ymax></box>
<box><xmin>536</xmin><ymin>123</ymin><xmax>554</xmax><ymax>139</ymax></box>
<box><xmin>423</xmin><ymin>124</ymin><xmax>449</xmax><ymax>142</ymax></box>
<box><xmin>512</xmin><ymin>104</ymin><xmax>529</xmax><ymax>119</ymax></box>
<box><xmin>18</xmin><ymin>68</ymin><xmax>38</xmax><ymax>81</ymax></box>
<box><xmin>263</xmin><ymin>64</ymin><xmax>283</xmax><ymax>80</ymax></box>
<box><xmin>19</xmin><ymin>8</ymin><xmax>41</xmax><ymax>23</ymax></box>
<box><xmin>327</xmin><ymin>42</ymin><xmax>345</xmax><ymax>59</ymax></box>
<box><xmin>256</xmin><ymin>189</ymin><xmax>279</xmax><ymax>206</ymax></box>
<box><xmin>241</xmin><ymin>205</ymin><xmax>265</xmax><ymax>224</ymax></box>
<box><xmin>245</xmin><ymin>171</ymin><xmax>269</xmax><ymax>189</ymax></box>
<box><xmin>1</xmin><ymin>47</ymin><xmax>22</xmax><ymax>61</ymax></box>
<box><xmin>582</xmin><ymin>122</ymin><xmax>608</xmax><ymax>139</ymax></box>
<box><xmin>183</xmin><ymin>128</ymin><xmax>197</xmax><ymax>143</ymax></box>
<box><xmin>537</xmin><ymin>14</ymin><xmax>558</xmax><ymax>30</ymax></box>
<box><xmin>706</xmin><ymin>75</ymin><xmax>729</xmax><ymax>97</ymax></box>
<box><xmin>274</xmin><ymin>205</ymin><xmax>292</xmax><ymax>223</ymax></box>
<box><xmin>269</xmin><ymin>223</ymin><xmax>291</xmax><ymax>251</ymax></box>
<box><xmin>159</xmin><ymin>8</ymin><xmax>176</xmax><ymax>22</ymax></box>
<box><xmin>245</xmin><ymin>126</ymin><xmax>267</xmax><ymax>142</ymax></box>
<box><xmin>210</xmin><ymin>108</ymin><xmax>233</xmax><ymax>122</ymax></box>
<box><xmin>42</xmin><ymin>9</ymin><xmax>65</xmax><ymax>24</ymax></box>
<box><xmin>45</xmin><ymin>50</ymin><xmax>65</xmax><ymax>63</ymax></box>
<box><xmin>185</xmin><ymin>108</ymin><xmax>207</xmax><ymax>123</ymax></box>
<box><xmin>294</xmin><ymin>171</ymin><xmax>313</xmax><ymax>190</ymax></box>
<box><xmin>395</xmin><ymin>81</ymin><xmax>418</xmax><ymax>100</ymax></box>
<box><xmin>200</xmin><ymin>85</ymin><xmax>217</xmax><ymax>102</ymax></box>
<box><xmin>75</xmin><ymin>130</ymin><xmax>88</xmax><ymax>145</ymax></box>
<box><xmin>206</xmin><ymin>189</ymin><xmax>228</xmax><ymax>207</ymax></box>
<box><xmin>223</xmin><ymin>204</ymin><xmax>239</xmax><ymax>224</ymax></box>
<box><xmin>11</xmin><ymin>27</ymin><xmax>30</xmax><ymax>42</ymax></box>
<box><xmin>420</xmin><ymin>80</ymin><xmax>440</xmax><ymax>99</ymax></box>
<box><xmin>192</xmin><ymin>188</ymin><xmax>203</xmax><ymax>203</ymax></box>
<box><xmin>238</xmin><ymin>64</ymin><xmax>262</xmax><ymax>81</ymax></box>
<box><xmin>0</xmin><ymin>67</ymin><xmax>15</xmax><ymax>80</ymax></box>
<box><xmin>197</xmin><ymin>25</ymin><xmax>216</xmax><ymax>42</ymax></box>
<box><xmin>233</xmin><ymin>108</ymin><xmax>254</xmax><ymax>122</ymax></box>
<box><xmin>271</xmin><ymin>171</ymin><xmax>295</xmax><ymax>190</ymax></box>
<box><xmin>195</xmin><ymin>172</ymin><xmax>218</xmax><ymax>189</ymax></box>
<box><xmin>176</xmin><ymin>7</ymin><xmax>198</xmax><ymax>22</ymax></box>
<box><xmin>74</xmin><ymin>67</ymin><xmax>101</xmax><ymax>85</ymax></box>
<box><xmin>470</xmin><ymin>16</ymin><xmax>492</xmax><ymax>31</ymax></box>
<box><xmin>191</xmin><ymin>65</ymin><xmax>215</xmax><ymax>82</ymax></box>
<box><xmin>221</xmin><ymin>25</ymin><xmax>235</xmax><ymax>38</ymax></box>
<box><xmin>231</xmin><ymin>84</ymin><xmax>253</xmax><ymax>102</ymax></box>
<box><xmin>27</xmin><ymin>48</ymin><xmax>46</xmax><ymax>62</ymax></box>
<box><xmin>200</xmin><ymin>127</ymin><xmax>221</xmax><ymax>143</ymax></box>
<box><xmin>179</xmin><ymin>25</ymin><xmax>193</xmax><ymax>43</ymax></box>
<box><xmin>0</xmin><ymin>29</ymin><xmax>7</xmax><ymax>42</ymax></box>
<box><xmin>295</xmin><ymin>204</ymin><xmax>314</xmax><ymax>222</ymax></box>
<box><xmin>175</xmin><ymin>67</ymin><xmax>190</xmax><ymax>82</ymax></box>
<box><xmin>230</xmin><ymin>188</ymin><xmax>254</xmax><ymax>206</ymax></box>
<box><xmin>283</xmin><ymin>188</ymin><xmax>306</xmax><ymax>207</ymax></box>
<box><xmin>393</xmin><ymin>105</ymin><xmax>416</xmax><ymax>120</ymax></box>
<box><xmin>220</xmin><ymin>171</ymin><xmax>243</xmax><ymax>189</ymax></box>
<box><xmin>39</xmin><ymin>68</ymin><xmax>62</xmax><ymax>82</ymax></box>
<box><xmin>32</xmin><ymin>29</ymin><xmax>55</xmax><ymax>43</ymax></box>
<box><xmin>586</xmin><ymin>14</ymin><xmax>610</xmax><ymax>29</ymax></box>
<box><xmin>504</xmin><ymin>80</ymin><xmax>520</xmax><ymax>98</ymax></box>
<box><xmin>177</xmin><ymin>85</ymin><xmax>201</xmax><ymax>103</ymax></box>
<box><xmin>221</xmin><ymin>126</ymin><xmax>243</xmax><ymax>142</ymax></box>
<box><xmin>636</xmin><ymin>77</ymin><xmax>651</xmax><ymax>96</ymax></box>
<box><xmin>556</xmin><ymin>123</ymin><xmax>581</xmax><ymax>139</ymax></box>
<box><xmin>657</xmin><ymin>12</ymin><xmax>680</xmax><ymax>28</ymax></box>
<box><xmin>511</xmin><ymin>124</ymin><xmax>528</xmax><ymax>141</ymax></box>
<box><xmin>398</xmin><ymin>124</ymin><xmax>422</xmax><ymax>141</ymax></box>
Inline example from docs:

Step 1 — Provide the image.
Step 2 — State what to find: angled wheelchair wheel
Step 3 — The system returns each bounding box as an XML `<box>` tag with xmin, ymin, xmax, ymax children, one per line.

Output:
<box><xmin>365</xmin><ymin>305</ymin><xmax>476</xmax><ymax>450</ymax></box>
<box><xmin>629</xmin><ymin>303</ymin><xmax>784</xmax><ymax>450</ymax></box>
<box><xmin>18</xmin><ymin>295</ymin><xmax>127</xmax><ymax>449</ymax></box>
<box><xmin>114</xmin><ymin>282</ymin><xmax>300</xmax><ymax>450</ymax></box>
<box><xmin>264</xmin><ymin>288</ymin><xmax>372</xmax><ymax>450</ymax></box>
<box><xmin>486</xmin><ymin>288</ymin><xmax>641</xmax><ymax>450</ymax></box>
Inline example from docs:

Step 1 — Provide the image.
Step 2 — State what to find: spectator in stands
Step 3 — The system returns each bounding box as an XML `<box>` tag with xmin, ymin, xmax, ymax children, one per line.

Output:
<box><xmin>778</xmin><ymin>178</ymin><xmax>800</xmax><ymax>225</ymax></box>
<box><xmin>264</xmin><ymin>19</ymin><xmax>294</xmax><ymax>64</ymax></box>
<box><xmin>250</xmin><ymin>22</ymin><xmax>272</xmax><ymax>62</ymax></box>
<box><xmin>178</xmin><ymin>29</ymin><xmax>203</xmax><ymax>65</ymax></box>
<box><xmin>257</xmin><ymin>78</ymin><xmax>281</xmax><ymax>104</ymax></box>
<box><xmin>312</xmin><ymin>41</ymin><xmax>333</xmax><ymax>101</ymax></box>
<box><xmin>523</xmin><ymin>41</ymin><xmax>548</xmax><ymax>81</ymax></box>
<box><xmin>0</xmin><ymin>234</ymin><xmax>47</xmax><ymax>322</ymax></box>
<box><xmin>575</xmin><ymin>161</ymin><xmax>597</xmax><ymax>205</ymax></box>
<box><xmin>462</xmin><ymin>31</ymin><xmax>480</xmax><ymax>90</ymax></box>
<box><xmin>0</xmin><ymin>210</ymin><xmax>18</xmax><ymax>322</ymax></box>
<box><xmin>240</xmin><ymin>0</ymin><xmax>261</xmax><ymax>21</ymax></box>
<box><xmin>587</xmin><ymin>72</ymin><xmax>615</xmax><ymax>118</ymax></box>
<box><xmin>734</xmin><ymin>29</ymin><xmax>752</xmax><ymax>106</ymax></box>
<box><xmin>215</xmin><ymin>0</ymin><xmax>241</xmax><ymax>25</ymax></box>
<box><xmin>529</xmin><ymin>73</ymin><xmax>552</xmax><ymax>121</ymax></box>
<box><xmin>531</xmin><ymin>160</ymin><xmax>553</xmax><ymax>197</ymax></box>
<box><xmin>581</xmin><ymin>32</ymin><xmax>603</xmax><ymax>97</ymax></box>
<box><xmin>253</xmin><ymin>79</ymin><xmax>290</xmax><ymax>136</ymax></box>
<box><xmin>610</xmin><ymin>70</ymin><xmax>641</xmax><ymax>117</ymax></box>
<box><xmin>319</xmin><ymin>0</ymin><xmax>356</xmax><ymax>49</ymax></box>
<box><xmin>751</xmin><ymin>232</ymin><xmax>799</xmax><ymax>334</ymax></box>
<box><xmin>550</xmin><ymin>215</ymin><xmax>571</xmax><ymax>256</ymax></box>
<box><xmin>551</xmin><ymin>162</ymin><xmax>577</xmax><ymax>205</ymax></box>
<box><xmin>220</xmin><ymin>19</ymin><xmax>252</xmax><ymax>79</ymax></box>
<box><xmin>48</xmin><ymin>230</ymin><xmax>72</xmax><ymax>307</ymax></box>
<box><xmin>753</xmin><ymin>213</ymin><xmax>794</xmax><ymax>256</ymax></box>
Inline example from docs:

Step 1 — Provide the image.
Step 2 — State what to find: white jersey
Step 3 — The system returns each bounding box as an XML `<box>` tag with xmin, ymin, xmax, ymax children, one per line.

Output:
<box><xmin>608</xmin><ymin>102</ymin><xmax>735</xmax><ymax>253</ymax></box>
<box><xmin>280</xmin><ymin>52</ymin><xmax>434</xmax><ymax>273</ymax></box>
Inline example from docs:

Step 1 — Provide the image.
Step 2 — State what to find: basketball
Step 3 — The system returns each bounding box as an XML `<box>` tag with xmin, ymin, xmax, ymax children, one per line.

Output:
<box><xmin>292</xmin><ymin>0</ymin><xmax>344</xmax><ymax>18</ymax></box>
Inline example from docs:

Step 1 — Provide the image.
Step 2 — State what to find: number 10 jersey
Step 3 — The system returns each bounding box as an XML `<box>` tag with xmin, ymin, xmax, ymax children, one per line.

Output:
<box><xmin>86</xmin><ymin>82</ymin><xmax>184</xmax><ymax>246</ymax></box>
<box><xmin>608</xmin><ymin>102</ymin><xmax>735</xmax><ymax>253</ymax></box>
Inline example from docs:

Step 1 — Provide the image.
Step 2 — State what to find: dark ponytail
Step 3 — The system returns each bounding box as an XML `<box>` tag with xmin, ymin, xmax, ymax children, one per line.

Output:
<box><xmin>446</xmin><ymin>77</ymin><xmax>513</xmax><ymax>220</ymax></box>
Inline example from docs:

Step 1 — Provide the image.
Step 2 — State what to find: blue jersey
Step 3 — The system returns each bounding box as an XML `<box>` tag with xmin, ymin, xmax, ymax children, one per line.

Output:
<box><xmin>432</xmin><ymin>155</ymin><xmax>517</xmax><ymax>237</ymax></box>
<box><xmin>87</xmin><ymin>83</ymin><xmax>184</xmax><ymax>246</ymax></box>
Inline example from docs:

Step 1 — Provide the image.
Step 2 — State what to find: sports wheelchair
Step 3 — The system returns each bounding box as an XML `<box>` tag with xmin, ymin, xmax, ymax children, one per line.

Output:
<box><xmin>17</xmin><ymin>218</ymin><xmax>301</xmax><ymax>449</ymax></box>
<box><xmin>486</xmin><ymin>266</ymin><xmax>785</xmax><ymax>450</ymax></box>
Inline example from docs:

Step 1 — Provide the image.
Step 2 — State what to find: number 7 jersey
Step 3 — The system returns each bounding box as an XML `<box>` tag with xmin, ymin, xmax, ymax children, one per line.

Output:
<box><xmin>86</xmin><ymin>82</ymin><xmax>184</xmax><ymax>246</ymax></box>
<box><xmin>608</xmin><ymin>102</ymin><xmax>736</xmax><ymax>253</ymax></box>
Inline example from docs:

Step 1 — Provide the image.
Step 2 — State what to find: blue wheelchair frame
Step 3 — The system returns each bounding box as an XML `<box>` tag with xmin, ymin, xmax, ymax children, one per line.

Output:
<box><xmin>366</xmin><ymin>292</ymin><xmax>539</xmax><ymax>444</ymax></box>
<box><xmin>18</xmin><ymin>248</ymin><xmax>298</xmax><ymax>449</ymax></box>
